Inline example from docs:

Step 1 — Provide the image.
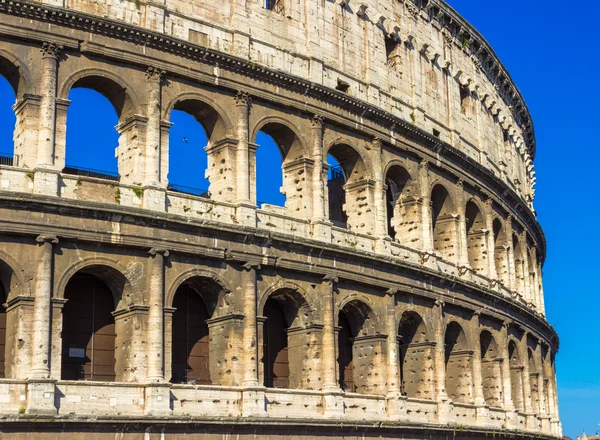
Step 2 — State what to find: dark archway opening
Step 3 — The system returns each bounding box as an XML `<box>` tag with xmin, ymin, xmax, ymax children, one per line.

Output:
<box><xmin>431</xmin><ymin>184</ymin><xmax>455</xmax><ymax>259</ymax></box>
<box><xmin>61</xmin><ymin>273</ymin><xmax>116</xmax><ymax>381</ymax></box>
<box><xmin>327</xmin><ymin>154</ymin><xmax>347</xmax><ymax>227</ymax></box>
<box><xmin>171</xmin><ymin>284</ymin><xmax>211</xmax><ymax>384</ymax></box>
<box><xmin>337</xmin><ymin>310</ymin><xmax>354</xmax><ymax>392</ymax></box>
<box><xmin>385</xmin><ymin>166</ymin><xmax>411</xmax><ymax>240</ymax></box>
<box><xmin>465</xmin><ymin>201</ymin><xmax>486</xmax><ymax>272</ymax></box>
<box><xmin>263</xmin><ymin>296</ymin><xmax>289</xmax><ymax>388</ymax></box>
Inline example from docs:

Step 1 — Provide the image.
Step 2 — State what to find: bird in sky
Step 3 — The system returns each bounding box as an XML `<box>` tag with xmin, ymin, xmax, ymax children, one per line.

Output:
<box><xmin>183</xmin><ymin>137</ymin><xmax>189</xmax><ymax>144</ymax></box>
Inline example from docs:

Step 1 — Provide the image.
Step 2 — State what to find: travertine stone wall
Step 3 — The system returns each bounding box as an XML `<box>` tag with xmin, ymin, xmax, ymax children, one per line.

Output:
<box><xmin>0</xmin><ymin>0</ymin><xmax>560</xmax><ymax>438</ymax></box>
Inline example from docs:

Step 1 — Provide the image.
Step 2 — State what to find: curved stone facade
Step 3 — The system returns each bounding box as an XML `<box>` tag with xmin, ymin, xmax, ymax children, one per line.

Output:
<box><xmin>0</xmin><ymin>0</ymin><xmax>560</xmax><ymax>439</ymax></box>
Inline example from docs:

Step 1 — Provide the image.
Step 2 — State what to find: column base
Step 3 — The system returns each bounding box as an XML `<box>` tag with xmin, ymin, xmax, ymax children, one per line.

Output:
<box><xmin>235</xmin><ymin>202</ymin><xmax>257</xmax><ymax>227</ymax></box>
<box><xmin>25</xmin><ymin>379</ymin><xmax>57</xmax><ymax>415</ymax></box>
<box><xmin>144</xmin><ymin>383</ymin><xmax>172</xmax><ymax>416</ymax></box>
<box><xmin>241</xmin><ymin>386</ymin><xmax>267</xmax><ymax>417</ymax></box>
<box><xmin>385</xmin><ymin>392</ymin><xmax>407</xmax><ymax>421</ymax></box>
<box><xmin>33</xmin><ymin>167</ymin><xmax>60</xmax><ymax>197</ymax></box>
<box><xmin>311</xmin><ymin>219</ymin><xmax>332</xmax><ymax>243</ymax></box>
<box><xmin>475</xmin><ymin>403</ymin><xmax>490</xmax><ymax>421</ymax></box>
<box><xmin>437</xmin><ymin>399</ymin><xmax>452</xmax><ymax>424</ymax></box>
<box><xmin>143</xmin><ymin>185</ymin><xmax>167</xmax><ymax>212</ymax></box>
<box><xmin>322</xmin><ymin>388</ymin><xmax>344</xmax><ymax>418</ymax></box>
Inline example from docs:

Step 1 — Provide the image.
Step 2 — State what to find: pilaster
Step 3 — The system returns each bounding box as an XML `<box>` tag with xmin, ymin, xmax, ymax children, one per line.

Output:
<box><xmin>321</xmin><ymin>274</ymin><xmax>344</xmax><ymax>417</ymax></box>
<box><xmin>146</xmin><ymin>248</ymin><xmax>169</xmax><ymax>382</ymax></box>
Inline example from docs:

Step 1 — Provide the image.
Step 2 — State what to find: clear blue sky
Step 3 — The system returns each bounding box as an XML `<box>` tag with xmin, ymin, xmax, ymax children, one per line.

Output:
<box><xmin>0</xmin><ymin>1</ymin><xmax>597</xmax><ymax>437</ymax></box>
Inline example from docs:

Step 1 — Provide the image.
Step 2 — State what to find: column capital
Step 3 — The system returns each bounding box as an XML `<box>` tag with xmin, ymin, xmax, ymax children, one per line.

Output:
<box><xmin>311</xmin><ymin>114</ymin><xmax>325</xmax><ymax>128</ymax></box>
<box><xmin>456</xmin><ymin>178</ymin><xmax>464</xmax><ymax>189</ymax></box>
<box><xmin>434</xmin><ymin>298</ymin><xmax>445</xmax><ymax>308</ymax></box>
<box><xmin>385</xmin><ymin>288</ymin><xmax>398</xmax><ymax>297</ymax></box>
<box><xmin>242</xmin><ymin>261</ymin><xmax>260</xmax><ymax>271</ymax></box>
<box><xmin>502</xmin><ymin>319</ymin><xmax>512</xmax><ymax>330</ymax></box>
<box><xmin>146</xmin><ymin>66</ymin><xmax>166</xmax><ymax>83</ymax></box>
<box><xmin>148</xmin><ymin>248</ymin><xmax>170</xmax><ymax>258</ymax></box>
<box><xmin>35</xmin><ymin>235</ymin><xmax>58</xmax><ymax>245</ymax></box>
<box><xmin>418</xmin><ymin>158</ymin><xmax>429</xmax><ymax>170</ymax></box>
<box><xmin>370</xmin><ymin>136</ymin><xmax>383</xmax><ymax>151</ymax></box>
<box><xmin>235</xmin><ymin>91</ymin><xmax>252</xmax><ymax>108</ymax></box>
<box><xmin>40</xmin><ymin>42</ymin><xmax>62</xmax><ymax>59</ymax></box>
<box><xmin>323</xmin><ymin>274</ymin><xmax>338</xmax><ymax>285</ymax></box>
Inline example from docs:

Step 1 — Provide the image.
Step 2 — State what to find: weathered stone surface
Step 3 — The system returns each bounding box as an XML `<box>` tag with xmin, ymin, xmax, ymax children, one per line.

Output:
<box><xmin>0</xmin><ymin>0</ymin><xmax>559</xmax><ymax>438</ymax></box>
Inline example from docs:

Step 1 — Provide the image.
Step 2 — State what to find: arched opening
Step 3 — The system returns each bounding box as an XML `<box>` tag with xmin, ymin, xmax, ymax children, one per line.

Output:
<box><xmin>528</xmin><ymin>348</ymin><xmax>539</xmax><ymax>414</ymax></box>
<box><xmin>167</xmin><ymin>101</ymin><xmax>213</xmax><ymax>197</ymax></box>
<box><xmin>465</xmin><ymin>201</ymin><xmax>486</xmax><ymax>273</ymax></box>
<box><xmin>170</xmin><ymin>276</ymin><xmax>224</xmax><ymax>385</ymax></box>
<box><xmin>61</xmin><ymin>272</ymin><xmax>117</xmax><ymax>381</ymax></box>
<box><xmin>337</xmin><ymin>300</ymin><xmax>375</xmax><ymax>394</ymax></box>
<box><xmin>262</xmin><ymin>289</ymin><xmax>314</xmax><ymax>389</ymax></box>
<box><xmin>493</xmin><ymin>218</ymin><xmax>510</xmax><ymax>283</ymax></box>
<box><xmin>444</xmin><ymin>321</ymin><xmax>472</xmax><ymax>403</ymax></box>
<box><xmin>513</xmin><ymin>234</ymin><xmax>525</xmax><ymax>297</ymax></box>
<box><xmin>385</xmin><ymin>166</ymin><xmax>412</xmax><ymax>241</ymax></box>
<box><xmin>171</xmin><ymin>285</ymin><xmax>210</xmax><ymax>384</ymax></box>
<box><xmin>255</xmin><ymin>122</ymin><xmax>309</xmax><ymax>215</ymax></box>
<box><xmin>0</xmin><ymin>72</ymin><xmax>16</xmax><ymax>165</ymax></box>
<box><xmin>327</xmin><ymin>144</ymin><xmax>368</xmax><ymax>231</ymax></box>
<box><xmin>431</xmin><ymin>184</ymin><xmax>456</xmax><ymax>260</ymax></box>
<box><xmin>508</xmin><ymin>340</ymin><xmax>525</xmax><ymax>411</ymax></box>
<box><xmin>398</xmin><ymin>311</ymin><xmax>432</xmax><ymax>399</ymax></box>
<box><xmin>64</xmin><ymin>75</ymin><xmax>134</xmax><ymax>180</ymax></box>
<box><xmin>480</xmin><ymin>330</ymin><xmax>502</xmax><ymax>407</ymax></box>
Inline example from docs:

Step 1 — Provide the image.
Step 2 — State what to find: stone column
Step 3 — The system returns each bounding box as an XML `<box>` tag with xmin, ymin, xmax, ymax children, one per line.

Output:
<box><xmin>385</xmin><ymin>289</ymin><xmax>404</xmax><ymax>419</ymax></box>
<box><xmin>240</xmin><ymin>262</ymin><xmax>266</xmax><ymax>416</ymax></box>
<box><xmin>433</xmin><ymin>300</ymin><xmax>450</xmax><ymax>423</ymax></box>
<box><xmin>456</xmin><ymin>180</ymin><xmax>470</xmax><ymax>268</ymax></box>
<box><xmin>372</xmin><ymin>138</ymin><xmax>387</xmax><ymax>240</ymax></box>
<box><xmin>500</xmin><ymin>321</ymin><xmax>515</xmax><ymax>411</ymax></box>
<box><xmin>505</xmin><ymin>215</ymin><xmax>517</xmax><ymax>291</ymax></box>
<box><xmin>321</xmin><ymin>275</ymin><xmax>344</xmax><ymax>417</ymax></box>
<box><xmin>484</xmin><ymin>199</ymin><xmax>497</xmax><ymax>280</ymax></box>
<box><xmin>36</xmin><ymin>42</ymin><xmax>61</xmax><ymax>168</ymax></box>
<box><xmin>419</xmin><ymin>160</ymin><xmax>433</xmax><ymax>252</ymax></box>
<box><xmin>471</xmin><ymin>312</ymin><xmax>486</xmax><ymax>407</ymax></box>
<box><xmin>234</xmin><ymin>92</ymin><xmax>256</xmax><ymax>226</ymax></box>
<box><xmin>30</xmin><ymin>235</ymin><xmax>58</xmax><ymax>379</ymax></box>
<box><xmin>146</xmin><ymin>248</ymin><xmax>169</xmax><ymax>382</ymax></box>
<box><xmin>143</xmin><ymin>67</ymin><xmax>166</xmax><ymax>211</ymax></box>
<box><xmin>34</xmin><ymin>42</ymin><xmax>62</xmax><ymax>197</ymax></box>
<box><xmin>311</xmin><ymin>116</ymin><xmax>331</xmax><ymax>241</ymax></box>
<box><xmin>235</xmin><ymin>91</ymin><xmax>251</xmax><ymax>205</ymax></box>
<box><xmin>537</xmin><ymin>263</ymin><xmax>546</xmax><ymax>316</ymax></box>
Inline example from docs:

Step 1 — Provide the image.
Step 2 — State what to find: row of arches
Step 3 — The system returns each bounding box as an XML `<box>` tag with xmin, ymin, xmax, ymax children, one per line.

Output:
<box><xmin>0</xmin><ymin>256</ymin><xmax>556</xmax><ymax>420</ymax></box>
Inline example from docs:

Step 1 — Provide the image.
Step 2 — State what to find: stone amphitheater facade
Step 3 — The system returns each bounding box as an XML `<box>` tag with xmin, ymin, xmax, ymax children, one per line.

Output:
<box><xmin>0</xmin><ymin>0</ymin><xmax>561</xmax><ymax>438</ymax></box>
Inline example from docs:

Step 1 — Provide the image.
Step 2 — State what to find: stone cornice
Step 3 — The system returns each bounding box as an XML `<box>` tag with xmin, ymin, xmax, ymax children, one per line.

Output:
<box><xmin>0</xmin><ymin>0</ymin><xmax>545</xmax><ymax>257</ymax></box>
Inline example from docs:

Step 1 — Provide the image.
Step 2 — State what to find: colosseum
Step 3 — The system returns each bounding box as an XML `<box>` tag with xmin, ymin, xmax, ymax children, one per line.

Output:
<box><xmin>0</xmin><ymin>0</ymin><xmax>560</xmax><ymax>438</ymax></box>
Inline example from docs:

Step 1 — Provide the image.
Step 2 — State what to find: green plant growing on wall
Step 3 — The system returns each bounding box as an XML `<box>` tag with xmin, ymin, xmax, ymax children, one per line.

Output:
<box><xmin>132</xmin><ymin>187</ymin><xmax>143</xmax><ymax>199</ymax></box>
<box><xmin>115</xmin><ymin>188</ymin><xmax>121</xmax><ymax>204</ymax></box>
<box><xmin>26</xmin><ymin>172</ymin><xmax>34</xmax><ymax>181</ymax></box>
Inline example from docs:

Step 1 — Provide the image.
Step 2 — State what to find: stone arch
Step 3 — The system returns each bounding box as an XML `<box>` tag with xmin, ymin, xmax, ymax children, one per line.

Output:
<box><xmin>513</xmin><ymin>234</ymin><xmax>526</xmax><ymax>298</ymax></box>
<box><xmin>337</xmin><ymin>298</ymin><xmax>381</xmax><ymax>394</ymax></box>
<box><xmin>508</xmin><ymin>339</ymin><xmax>525</xmax><ymax>411</ymax></box>
<box><xmin>0</xmin><ymin>50</ymin><xmax>35</xmax><ymax>97</ymax></box>
<box><xmin>60</xmin><ymin>264</ymin><xmax>130</xmax><ymax>381</ymax></box>
<box><xmin>0</xmin><ymin>250</ymin><xmax>29</xmax><ymax>301</ymax></box>
<box><xmin>58</xmin><ymin>68</ymin><xmax>140</xmax><ymax>118</ymax></box>
<box><xmin>56</xmin><ymin>257</ymin><xmax>135</xmax><ymax>308</ymax></box>
<box><xmin>166</xmin><ymin>268</ymin><xmax>232</xmax><ymax>315</ymax></box>
<box><xmin>398</xmin><ymin>310</ymin><xmax>434</xmax><ymax>399</ymax></box>
<box><xmin>431</xmin><ymin>183</ymin><xmax>457</xmax><ymax>261</ymax></box>
<box><xmin>326</xmin><ymin>140</ymin><xmax>372</xmax><ymax>232</ymax></box>
<box><xmin>261</xmin><ymin>286</ymin><xmax>315</xmax><ymax>389</ymax></box>
<box><xmin>480</xmin><ymin>330</ymin><xmax>503</xmax><ymax>407</ymax></box>
<box><xmin>169</xmin><ymin>275</ymin><xmax>228</xmax><ymax>385</ymax></box>
<box><xmin>253</xmin><ymin>117</ymin><xmax>311</xmax><ymax>211</ymax></box>
<box><xmin>493</xmin><ymin>217</ymin><xmax>510</xmax><ymax>284</ymax></box>
<box><xmin>164</xmin><ymin>95</ymin><xmax>233</xmax><ymax>197</ymax></box>
<box><xmin>444</xmin><ymin>321</ymin><xmax>473</xmax><ymax>403</ymax></box>
<box><xmin>384</xmin><ymin>164</ymin><xmax>414</xmax><ymax>241</ymax></box>
<box><xmin>465</xmin><ymin>199</ymin><xmax>487</xmax><ymax>274</ymax></box>
<box><xmin>164</xmin><ymin>92</ymin><xmax>233</xmax><ymax>143</ymax></box>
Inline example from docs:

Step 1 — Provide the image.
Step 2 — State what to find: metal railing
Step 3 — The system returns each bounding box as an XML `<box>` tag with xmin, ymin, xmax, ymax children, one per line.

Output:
<box><xmin>167</xmin><ymin>184</ymin><xmax>209</xmax><ymax>198</ymax></box>
<box><xmin>63</xmin><ymin>165</ymin><xmax>120</xmax><ymax>181</ymax></box>
<box><xmin>0</xmin><ymin>152</ymin><xmax>14</xmax><ymax>166</ymax></box>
